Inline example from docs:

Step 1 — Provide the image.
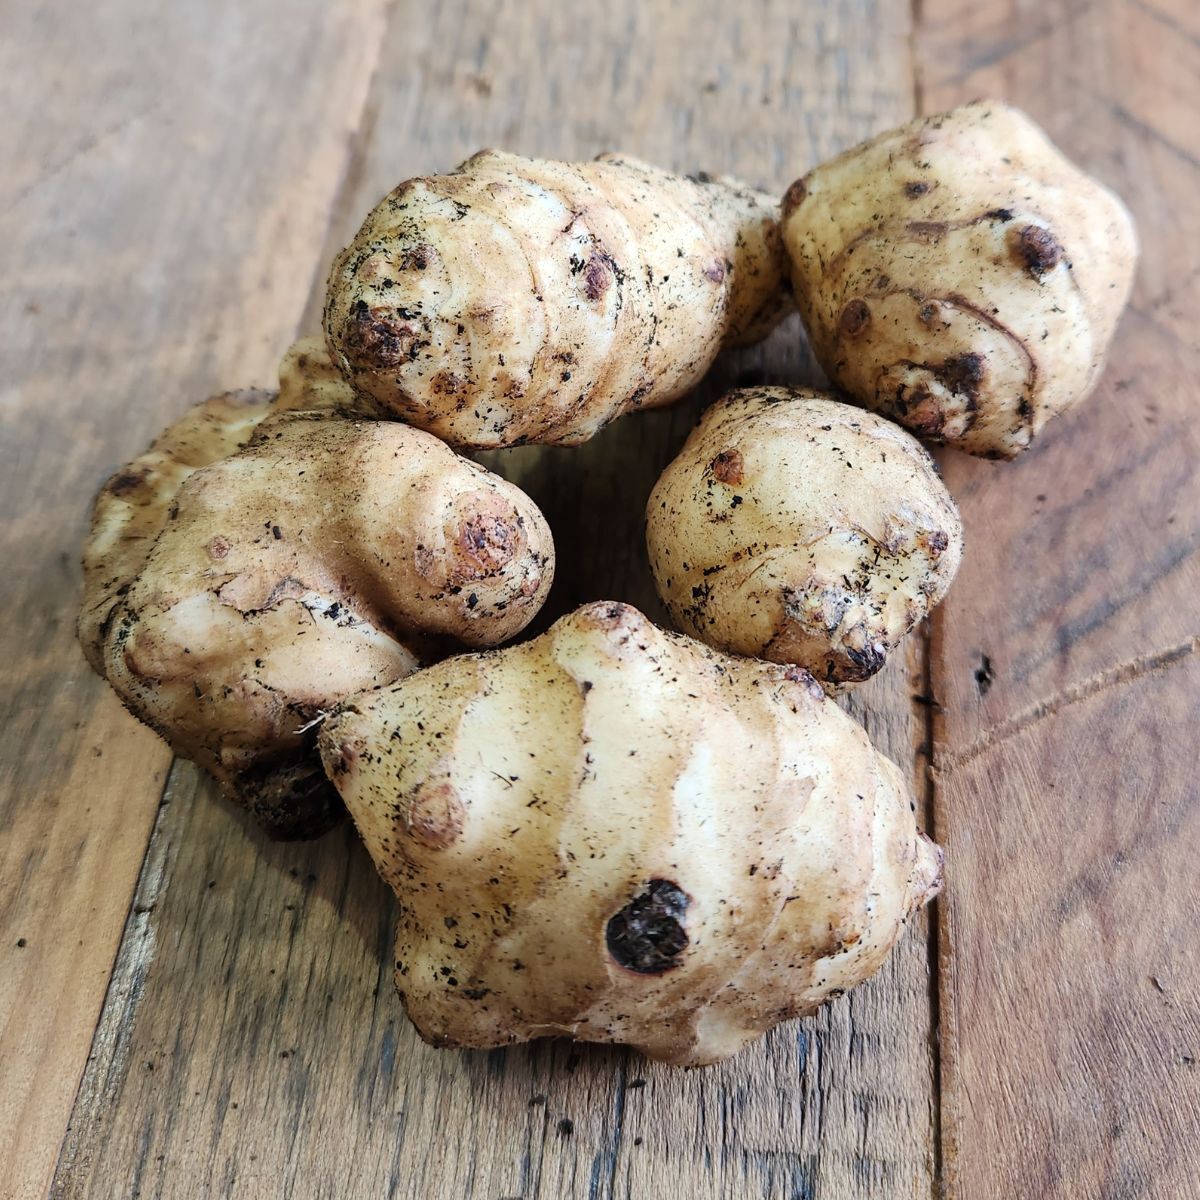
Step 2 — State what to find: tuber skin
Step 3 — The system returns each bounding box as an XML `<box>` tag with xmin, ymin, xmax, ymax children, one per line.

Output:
<box><xmin>79</xmin><ymin>342</ymin><xmax>554</xmax><ymax>839</ymax></box>
<box><xmin>79</xmin><ymin>337</ymin><xmax>368</xmax><ymax>683</ymax></box>
<box><xmin>319</xmin><ymin>601</ymin><xmax>942</xmax><ymax>1066</ymax></box>
<box><xmin>781</xmin><ymin>100</ymin><xmax>1138</xmax><ymax>459</ymax></box>
<box><xmin>324</xmin><ymin>150</ymin><xmax>790</xmax><ymax>449</ymax></box>
<box><xmin>646</xmin><ymin>388</ymin><xmax>962</xmax><ymax>688</ymax></box>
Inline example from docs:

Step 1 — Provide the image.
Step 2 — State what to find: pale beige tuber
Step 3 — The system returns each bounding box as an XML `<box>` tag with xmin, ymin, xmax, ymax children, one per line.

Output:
<box><xmin>324</xmin><ymin>150</ymin><xmax>789</xmax><ymax>448</ymax></box>
<box><xmin>647</xmin><ymin>388</ymin><xmax>962</xmax><ymax>687</ymax></box>
<box><xmin>79</xmin><ymin>342</ymin><xmax>554</xmax><ymax>838</ymax></box>
<box><xmin>318</xmin><ymin>602</ymin><xmax>942</xmax><ymax>1065</ymax></box>
<box><xmin>781</xmin><ymin>100</ymin><xmax>1138</xmax><ymax>458</ymax></box>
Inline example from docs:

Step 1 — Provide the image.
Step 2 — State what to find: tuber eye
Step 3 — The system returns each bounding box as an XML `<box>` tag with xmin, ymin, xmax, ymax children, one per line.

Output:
<box><xmin>346</xmin><ymin>300</ymin><xmax>421</xmax><ymax>369</ymax></box>
<box><xmin>781</xmin><ymin>176</ymin><xmax>807</xmax><ymax>216</ymax></box>
<box><xmin>838</xmin><ymin>299</ymin><xmax>872</xmax><ymax>338</ymax></box>
<box><xmin>1011</xmin><ymin>223</ymin><xmax>1063</xmax><ymax>276</ymax></box>
<box><xmin>606</xmin><ymin>879</ymin><xmax>690</xmax><ymax>974</ymax></box>
<box><xmin>709</xmin><ymin>448</ymin><xmax>744</xmax><ymax>485</ymax></box>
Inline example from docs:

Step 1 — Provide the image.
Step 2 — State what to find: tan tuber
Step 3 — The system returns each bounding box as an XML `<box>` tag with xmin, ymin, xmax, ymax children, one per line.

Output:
<box><xmin>781</xmin><ymin>100</ymin><xmax>1137</xmax><ymax>458</ymax></box>
<box><xmin>319</xmin><ymin>602</ymin><xmax>941</xmax><ymax>1065</ymax></box>
<box><xmin>647</xmin><ymin>387</ymin><xmax>962</xmax><ymax>687</ymax></box>
<box><xmin>324</xmin><ymin>150</ymin><xmax>789</xmax><ymax>448</ymax></box>
<box><xmin>79</xmin><ymin>342</ymin><xmax>554</xmax><ymax>838</ymax></box>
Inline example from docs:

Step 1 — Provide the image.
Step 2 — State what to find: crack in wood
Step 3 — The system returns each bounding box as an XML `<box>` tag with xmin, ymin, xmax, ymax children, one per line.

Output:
<box><xmin>1106</xmin><ymin>96</ymin><xmax>1200</xmax><ymax>175</ymax></box>
<box><xmin>1128</xmin><ymin>0</ymin><xmax>1200</xmax><ymax>57</ymax></box>
<box><xmin>936</xmin><ymin>634</ymin><xmax>1200</xmax><ymax>774</ymax></box>
<box><xmin>4</xmin><ymin>100</ymin><xmax>160</xmax><ymax>215</ymax></box>
<box><xmin>917</xmin><ymin>621</ymin><xmax>946</xmax><ymax>1200</ymax></box>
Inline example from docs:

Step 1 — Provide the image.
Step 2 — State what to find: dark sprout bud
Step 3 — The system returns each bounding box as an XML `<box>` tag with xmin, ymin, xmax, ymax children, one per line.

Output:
<box><xmin>606</xmin><ymin>879</ymin><xmax>690</xmax><ymax>974</ymax></box>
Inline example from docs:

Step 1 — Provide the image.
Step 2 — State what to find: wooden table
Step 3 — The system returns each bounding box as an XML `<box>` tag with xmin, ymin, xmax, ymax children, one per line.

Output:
<box><xmin>2</xmin><ymin>1</ymin><xmax>1196</xmax><ymax>1196</ymax></box>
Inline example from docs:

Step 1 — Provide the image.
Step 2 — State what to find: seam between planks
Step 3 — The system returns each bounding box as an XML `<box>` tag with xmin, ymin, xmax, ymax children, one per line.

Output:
<box><xmin>49</xmin><ymin>759</ymin><xmax>187</xmax><ymax>1197</ymax></box>
<box><xmin>590</xmin><ymin>1054</ymin><xmax>630</xmax><ymax>1200</ymax></box>
<box><xmin>918</xmin><ymin>620</ymin><xmax>946</xmax><ymax>1200</ymax></box>
<box><xmin>909</xmin><ymin>3</ymin><xmax>944</xmax><ymax>1193</ymax></box>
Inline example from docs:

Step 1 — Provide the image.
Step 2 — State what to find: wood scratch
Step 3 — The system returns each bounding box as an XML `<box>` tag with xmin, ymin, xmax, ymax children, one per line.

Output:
<box><xmin>937</xmin><ymin>634</ymin><xmax>1200</xmax><ymax>772</ymax></box>
<box><xmin>1108</xmin><ymin>98</ymin><xmax>1200</xmax><ymax>175</ymax></box>
<box><xmin>1128</xmin><ymin>0</ymin><xmax>1200</xmax><ymax>54</ymax></box>
<box><xmin>4</xmin><ymin>101</ymin><xmax>159</xmax><ymax>215</ymax></box>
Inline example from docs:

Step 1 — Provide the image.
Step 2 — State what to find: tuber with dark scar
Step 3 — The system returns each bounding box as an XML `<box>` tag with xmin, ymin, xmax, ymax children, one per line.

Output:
<box><xmin>646</xmin><ymin>387</ymin><xmax>962</xmax><ymax>688</ymax></box>
<box><xmin>780</xmin><ymin>100</ymin><xmax>1137</xmax><ymax>458</ymax></box>
<box><xmin>318</xmin><ymin>602</ymin><xmax>941</xmax><ymax>1065</ymax></box>
<box><xmin>324</xmin><ymin>150</ymin><xmax>790</xmax><ymax>448</ymax></box>
<box><xmin>79</xmin><ymin>343</ymin><xmax>553</xmax><ymax>838</ymax></box>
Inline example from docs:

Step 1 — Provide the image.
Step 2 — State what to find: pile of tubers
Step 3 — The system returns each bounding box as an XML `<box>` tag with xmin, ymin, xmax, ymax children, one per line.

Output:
<box><xmin>81</xmin><ymin>100</ymin><xmax>1135</xmax><ymax>1065</ymax></box>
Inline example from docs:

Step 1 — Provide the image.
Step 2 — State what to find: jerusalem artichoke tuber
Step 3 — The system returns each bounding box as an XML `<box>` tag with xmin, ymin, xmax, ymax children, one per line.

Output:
<box><xmin>324</xmin><ymin>150</ymin><xmax>789</xmax><ymax>448</ymax></box>
<box><xmin>780</xmin><ymin>100</ymin><xmax>1137</xmax><ymax>458</ymax></box>
<box><xmin>80</xmin><ymin>343</ymin><xmax>554</xmax><ymax>838</ymax></box>
<box><xmin>319</xmin><ymin>602</ymin><xmax>942</xmax><ymax>1065</ymax></box>
<box><xmin>647</xmin><ymin>388</ymin><xmax>962</xmax><ymax>687</ymax></box>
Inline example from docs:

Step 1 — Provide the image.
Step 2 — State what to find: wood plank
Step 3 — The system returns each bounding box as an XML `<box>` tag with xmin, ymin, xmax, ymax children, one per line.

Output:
<box><xmin>918</xmin><ymin>0</ymin><xmax>1200</xmax><ymax>1194</ymax></box>
<box><xmin>52</xmin><ymin>1</ymin><xmax>939</xmax><ymax>1197</ymax></box>
<box><xmin>0</xmin><ymin>3</ymin><xmax>389</xmax><ymax>1197</ymax></box>
<box><xmin>934</xmin><ymin>657</ymin><xmax>1200</xmax><ymax>1199</ymax></box>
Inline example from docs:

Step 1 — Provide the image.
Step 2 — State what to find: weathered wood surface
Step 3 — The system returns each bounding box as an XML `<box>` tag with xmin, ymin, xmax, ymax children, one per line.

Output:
<box><xmin>0</xmin><ymin>3</ymin><xmax>386</xmax><ymax>1198</ymax></box>
<box><xmin>1</xmin><ymin>0</ymin><xmax>1194</xmax><ymax>1197</ymax></box>
<box><xmin>920</xmin><ymin>0</ymin><xmax>1200</xmax><ymax>1196</ymax></box>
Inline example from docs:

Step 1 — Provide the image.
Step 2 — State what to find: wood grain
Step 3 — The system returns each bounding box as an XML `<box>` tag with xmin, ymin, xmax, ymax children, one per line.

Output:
<box><xmin>0</xmin><ymin>3</ymin><xmax>388</xmax><ymax>1197</ymax></box>
<box><xmin>46</xmin><ymin>1</ymin><xmax>940</xmax><ymax>1197</ymax></box>
<box><xmin>919</xmin><ymin>0</ymin><xmax>1200</xmax><ymax>1195</ymax></box>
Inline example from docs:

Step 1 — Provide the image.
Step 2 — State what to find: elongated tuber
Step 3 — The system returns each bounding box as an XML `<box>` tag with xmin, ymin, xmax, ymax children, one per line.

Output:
<box><xmin>647</xmin><ymin>388</ymin><xmax>962</xmax><ymax>687</ymax></box>
<box><xmin>781</xmin><ymin>100</ymin><xmax>1137</xmax><ymax>458</ymax></box>
<box><xmin>324</xmin><ymin>150</ymin><xmax>789</xmax><ymax>448</ymax></box>
<box><xmin>80</xmin><ymin>344</ymin><xmax>554</xmax><ymax>838</ymax></box>
<box><xmin>319</xmin><ymin>602</ymin><xmax>941</xmax><ymax>1065</ymax></box>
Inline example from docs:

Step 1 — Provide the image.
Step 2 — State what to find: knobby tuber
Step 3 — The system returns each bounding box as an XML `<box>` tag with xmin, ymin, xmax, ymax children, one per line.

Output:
<box><xmin>324</xmin><ymin>150</ymin><xmax>789</xmax><ymax>448</ymax></box>
<box><xmin>647</xmin><ymin>388</ymin><xmax>962</xmax><ymax>687</ymax></box>
<box><xmin>319</xmin><ymin>602</ymin><xmax>942</xmax><ymax>1065</ymax></box>
<box><xmin>79</xmin><ymin>343</ymin><xmax>553</xmax><ymax>838</ymax></box>
<box><xmin>781</xmin><ymin>100</ymin><xmax>1137</xmax><ymax>458</ymax></box>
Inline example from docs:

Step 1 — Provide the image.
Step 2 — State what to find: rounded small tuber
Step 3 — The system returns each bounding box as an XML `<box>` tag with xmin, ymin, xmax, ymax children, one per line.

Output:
<box><xmin>324</xmin><ymin>150</ymin><xmax>789</xmax><ymax>448</ymax></box>
<box><xmin>80</xmin><ymin>343</ymin><xmax>554</xmax><ymax>838</ymax></box>
<box><xmin>646</xmin><ymin>388</ymin><xmax>962</xmax><ymax>687</ymax></box>
<box><xmin>318</xmin><ymin>601</ymin><xmax>942</xmax><ymax>1065</ymax></box>
<box><xmin>780</xmin><ymin>100</ymin><xmax>1138</xmax><ymax>458</ymax></box>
